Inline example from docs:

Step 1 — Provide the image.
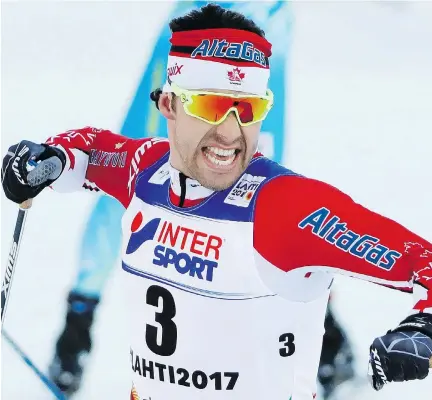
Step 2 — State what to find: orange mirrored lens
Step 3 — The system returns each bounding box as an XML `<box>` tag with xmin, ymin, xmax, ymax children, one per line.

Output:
<box><xmin>185</xmin><ymin>94</ymin><xmax>270</xmax><ymax>125</ymax></box>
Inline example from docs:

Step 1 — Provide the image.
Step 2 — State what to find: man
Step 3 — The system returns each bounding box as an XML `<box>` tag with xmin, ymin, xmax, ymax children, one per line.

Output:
<box><xmin>46</xmin><ymin>1</ymin><xmax>299</xmax><ymax>395</ymax></box>
<box><xmin>46</xmin><ymin>2</ymin><xmax>355</xmax><ymax>397</ymax></box>
<box><xmin>2</xmin><ymin>4</ymin><xmax>432</xmax><ymax>400</ymax></box>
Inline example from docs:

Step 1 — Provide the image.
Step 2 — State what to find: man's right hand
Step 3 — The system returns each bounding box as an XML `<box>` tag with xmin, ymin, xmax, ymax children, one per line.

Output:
<box><xmin>1</xmin><ymin>140</ymin><xmax>66</xmax><ymax>204</ymax></box>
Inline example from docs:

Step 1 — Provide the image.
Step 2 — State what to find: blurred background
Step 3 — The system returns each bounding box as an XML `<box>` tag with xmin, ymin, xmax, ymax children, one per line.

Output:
<box><xmin>1</xmin><ymin>1</ymin><xmax>432</xmax><ymax>399</ymax></box>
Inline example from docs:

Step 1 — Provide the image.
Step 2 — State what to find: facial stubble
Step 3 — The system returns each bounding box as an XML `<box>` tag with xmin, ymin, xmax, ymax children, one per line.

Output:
<box><xmin>177</xmin><ymin>126</ymin><xmax>251</xmax><ymax>191</ymax></box>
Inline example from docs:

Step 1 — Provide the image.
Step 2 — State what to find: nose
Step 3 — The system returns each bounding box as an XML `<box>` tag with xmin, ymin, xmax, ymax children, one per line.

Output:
<box><xmin>216</xmin><ymin>112</ymin><xmax>241</xmax><ymax>144</ymax></box>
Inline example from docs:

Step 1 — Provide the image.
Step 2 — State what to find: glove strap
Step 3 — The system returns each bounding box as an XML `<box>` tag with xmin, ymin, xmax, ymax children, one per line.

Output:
<box><xmin>393</xmin><ymin>312</ymin><xmax>432</xmax><ymax>339</ymax></box>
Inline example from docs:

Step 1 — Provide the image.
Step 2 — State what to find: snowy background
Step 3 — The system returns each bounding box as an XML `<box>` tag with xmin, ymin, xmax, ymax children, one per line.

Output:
<box><xmin>1</xmin><ymin>1</ymin><xmax>432</xmax><ymax>399</ymax></box>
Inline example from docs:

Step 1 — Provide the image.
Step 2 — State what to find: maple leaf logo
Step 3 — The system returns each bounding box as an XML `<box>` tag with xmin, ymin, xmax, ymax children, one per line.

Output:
<box><xmin>227</xmin><ymin>67</ymin><xmax>245</xmax><ymax>83</ymax></box>
<box><xmin>404</xmin><ymin>242</ymin><xmax>432</xmax><ymax>258</ymax></box>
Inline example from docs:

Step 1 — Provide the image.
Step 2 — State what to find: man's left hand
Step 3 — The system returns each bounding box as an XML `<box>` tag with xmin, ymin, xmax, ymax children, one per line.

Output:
<box><xmin>368</xmin><ymin>313</ymin><xmax>432</xmax><ymax>391</ymax></box>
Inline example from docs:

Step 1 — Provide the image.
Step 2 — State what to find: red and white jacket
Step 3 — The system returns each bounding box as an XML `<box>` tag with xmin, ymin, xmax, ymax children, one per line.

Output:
<box><xmin>47</xmin><ymin>126</ymin><xmax>432</xmax><ymax>400</ymax></box>
<box><xmin>47</xmin><ymin>126</ymin><xmax>432</xmax><ymax>313</ymax></box>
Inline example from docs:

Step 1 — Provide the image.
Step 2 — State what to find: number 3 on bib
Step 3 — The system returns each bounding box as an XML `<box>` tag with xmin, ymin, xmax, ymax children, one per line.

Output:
<box><xmin>145</xmin><ymin>285</ymin><xmax>178</xmax><ymax>356</ymax></box>
<box><xmin>279</xmin><ymin>333</ymin><xmax>295</xmax><ymax>357</ymax></box>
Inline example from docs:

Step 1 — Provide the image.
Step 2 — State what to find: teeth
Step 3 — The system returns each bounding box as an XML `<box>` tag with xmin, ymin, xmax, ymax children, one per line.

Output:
<box><xmin>207</xmin><ymin>146</ymin><xmax>236</xmax><ymax>157</ymax></box>
<box><xmin>205</xmin><ymin>152</ymin><xmax>236</xmax><ymax>166</ymax></box>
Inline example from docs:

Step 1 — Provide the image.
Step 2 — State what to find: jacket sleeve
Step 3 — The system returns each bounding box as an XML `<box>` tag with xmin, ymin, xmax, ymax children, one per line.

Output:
<box><xmin>254</xmin><ymin>175</ymin><xmax>432</xmax><ymax>313</ymax></box>
<box><xmin>45</xmin><ymin>126</ymin><xmax>169</xmax><ymax>207</ymax></box>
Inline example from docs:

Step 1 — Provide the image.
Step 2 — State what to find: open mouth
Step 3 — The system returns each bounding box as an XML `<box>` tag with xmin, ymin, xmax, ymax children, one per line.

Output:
<box><xmin>202</xmin><ymin>146</ymin><xmax>241</xmax><ymax>168</ymax></box>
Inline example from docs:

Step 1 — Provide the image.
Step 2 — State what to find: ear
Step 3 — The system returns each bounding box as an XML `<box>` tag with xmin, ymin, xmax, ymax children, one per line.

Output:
<box><xmin>158</xmin><ymin>92</ymin><xmax>176</xmax><ymax>120</ymax></box>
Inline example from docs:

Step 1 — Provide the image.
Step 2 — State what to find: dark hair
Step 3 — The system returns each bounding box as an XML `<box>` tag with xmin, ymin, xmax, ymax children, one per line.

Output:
<box><xmin>169</xmin><ymin>3</ymin><xmax>265</xmax><ymax>37</ymax></box>
<box><xmin>150</xmin><ymin>88</ymin><xmax>163</xmax><ymax>110</ymax></box>
<box><xmin>150</xmin><ymin>3</ymin><xmax>265</xmax><ymax>109</ymax></box>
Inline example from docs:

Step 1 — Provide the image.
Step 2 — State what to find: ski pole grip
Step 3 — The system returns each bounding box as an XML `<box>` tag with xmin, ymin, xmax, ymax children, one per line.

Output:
<box><xmin>19</xmin><ymin>199</ymin><xmax>33</xmax><ymax>210</ymax></box>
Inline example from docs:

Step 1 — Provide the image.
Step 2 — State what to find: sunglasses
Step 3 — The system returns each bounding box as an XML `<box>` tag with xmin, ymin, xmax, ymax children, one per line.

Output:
<box><xmin>169</xmin><ymin>82</ymin><xmax>274</xmax><ymax>127</ymax></box>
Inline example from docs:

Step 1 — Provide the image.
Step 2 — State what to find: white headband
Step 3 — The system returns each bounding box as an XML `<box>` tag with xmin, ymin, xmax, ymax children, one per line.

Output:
<box><xmin>162</xmin><ymin>55</ymin><xmax>270</xmax><ymax>96</ymax></box>
<box><xmin>162</xmin><ymin>28</ymin><xmax>272</xmax><ymax>96</ymax></box>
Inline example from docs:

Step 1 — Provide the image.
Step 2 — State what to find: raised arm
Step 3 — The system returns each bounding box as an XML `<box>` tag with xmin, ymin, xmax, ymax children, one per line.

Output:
<box><xmin>46</xmin><ymin>127</ymin><xmax>169</xmax><ymax>207</ymax></box>
<box><xmin>2</xmin><ymin>126</ymin><xmax>169</xmax><ymax>207</ymax></box>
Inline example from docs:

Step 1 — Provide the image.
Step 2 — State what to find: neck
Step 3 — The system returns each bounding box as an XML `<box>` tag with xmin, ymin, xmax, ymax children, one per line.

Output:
<box><xmin>169</xmin><ymin>164</ymin><xmax>214</xmax><ymax>207</ymax></box>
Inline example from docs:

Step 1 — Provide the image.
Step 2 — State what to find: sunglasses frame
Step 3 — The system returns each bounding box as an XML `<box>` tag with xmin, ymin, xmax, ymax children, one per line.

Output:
<box><xmin>168</xmin><ymin>82</ymin><xmax>274</xmax><ymax>127</ymax></box>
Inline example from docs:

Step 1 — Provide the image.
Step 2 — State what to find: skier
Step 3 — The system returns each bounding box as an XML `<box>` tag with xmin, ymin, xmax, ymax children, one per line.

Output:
<box><xmin>3</xmin><ymin>4</ymin><xmax>431</xmax><ymax>399</ymax></box>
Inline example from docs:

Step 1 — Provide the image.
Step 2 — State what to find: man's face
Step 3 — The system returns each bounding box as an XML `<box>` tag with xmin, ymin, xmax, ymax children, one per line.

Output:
<box><xmin>166</xmin><ymin>93</ymin><xmax>262</xmax><ymax>191</ymax></box>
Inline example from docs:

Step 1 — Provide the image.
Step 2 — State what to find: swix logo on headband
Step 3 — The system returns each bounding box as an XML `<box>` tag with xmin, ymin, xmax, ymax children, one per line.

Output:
<box><xmin>167</xmin><ymin>62</ymin><xmax>183</xmax><ymax>77</ymax></box>
<box><xmin>191</xmin><ymin>40</ymin><xmax>267</xmax><ymax>67</ymax></box>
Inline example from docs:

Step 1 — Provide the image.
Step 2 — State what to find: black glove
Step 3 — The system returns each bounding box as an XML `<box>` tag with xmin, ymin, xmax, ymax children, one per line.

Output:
<box><xmin>1</xmin><ymin>140</ymin><xmax>66</xmax><ymax>204</ymax></box>
<box><xmin>369</xmin><ymin>313</ymin><xmax>432</xmax><ymax>391</ymax></box>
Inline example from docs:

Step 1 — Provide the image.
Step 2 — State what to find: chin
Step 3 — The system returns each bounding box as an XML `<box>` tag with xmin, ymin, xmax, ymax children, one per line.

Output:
<box><xmin>198</xmin><ymin>169</ymin><xmax>243</xmax><ymax>191</ymax></box>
